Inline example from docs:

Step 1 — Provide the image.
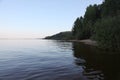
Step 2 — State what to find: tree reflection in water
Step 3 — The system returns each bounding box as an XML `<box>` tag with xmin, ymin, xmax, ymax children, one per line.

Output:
<box><xmin>72</xmin><ymin>42</ymin><xmax>120</xmax><ymax>80</ymax></box>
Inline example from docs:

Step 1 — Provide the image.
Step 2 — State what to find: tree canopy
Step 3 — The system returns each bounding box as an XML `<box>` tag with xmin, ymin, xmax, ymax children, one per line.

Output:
<box><xmin>72</xmin><ymin>0</ymin><xmax>120</xmax><ymax>51</ymax></box>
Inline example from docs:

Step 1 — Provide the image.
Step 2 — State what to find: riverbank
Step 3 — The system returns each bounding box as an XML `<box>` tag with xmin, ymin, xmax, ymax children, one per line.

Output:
<box><xmin>67</xmin><ymin>39</ymin><xmax>97</xmax><ymax>46</ymax></box>
<box><xmin>44</xmin><ymin>31</ymin><xmax>97</xmax><ymax>46</ymax></box>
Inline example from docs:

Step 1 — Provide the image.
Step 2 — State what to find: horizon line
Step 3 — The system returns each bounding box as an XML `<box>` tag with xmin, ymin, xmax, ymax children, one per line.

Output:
<box><xmin>0</xmin><ymin>38</ymin><xmax>43</xmax><ymax>40</ymax></box>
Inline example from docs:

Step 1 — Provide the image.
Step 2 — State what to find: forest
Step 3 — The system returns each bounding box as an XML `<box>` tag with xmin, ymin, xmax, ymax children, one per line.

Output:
<box><xmin>72</xmin><ymin>0</ymin><xmax>120</xmax><ymax>51</ymax></box>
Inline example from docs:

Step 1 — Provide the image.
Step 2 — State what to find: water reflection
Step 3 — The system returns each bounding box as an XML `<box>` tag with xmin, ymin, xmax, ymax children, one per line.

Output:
<box><xmin>0</xmin><ymin>40</ymin><xmax>119</xmax><ymax>80</ymax></box>
<box><xmin>72</xmin><ymin>42</ymin><xmax>120</xmax><ymax>80</ymax></box>
<box><xmin>53</xmin><ymin>40</ymin><xmax>73</xmax><ymax>51</ymax></box>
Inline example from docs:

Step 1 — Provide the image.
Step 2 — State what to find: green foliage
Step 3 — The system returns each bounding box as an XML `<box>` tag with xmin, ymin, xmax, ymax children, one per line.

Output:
<box><xmin>72</xmin><ymin>4</ymin><xmax>101</xmax><ymax>40</ymax></box>
<box><xmin>93</xmin><ymin>16</ymin><xmax>120</xmax><ymax>51</ymax></box>
<box><xmin>84</xmin><ymin>4</ymin><xmax>101</xmax><ymax>24</ymax></box>
<box><xmin>72</xmin><ymin>17</ymin><xmax>84</xmax><ymax>39</ymax></box>
<box><xmin>102</xmin><ymin>0</ymin><xmax>120</xmax><ymax>17</ymax></box>
<box><xmin>71</xmin><ymin>0</ymin><xmax>120</xmax><ymax>51</ymax></box>
<box><xmin>72</xmin><ymin>18</ymin><xmax>81</xmax><ymax>37</ymax></box>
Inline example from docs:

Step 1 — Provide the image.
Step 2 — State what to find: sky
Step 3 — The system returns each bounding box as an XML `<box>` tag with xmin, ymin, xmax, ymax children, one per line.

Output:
<box><xmin>0</xmin><ymin>0</ymin><xmax>103</xmax><ymax>38</ymax></box>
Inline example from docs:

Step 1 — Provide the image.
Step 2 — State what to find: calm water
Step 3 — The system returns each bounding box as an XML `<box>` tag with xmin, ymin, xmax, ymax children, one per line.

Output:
<box><xmin>0</xmin><ymin>39</ymin><xmax>119</xmax><ymax>80</ymax></box>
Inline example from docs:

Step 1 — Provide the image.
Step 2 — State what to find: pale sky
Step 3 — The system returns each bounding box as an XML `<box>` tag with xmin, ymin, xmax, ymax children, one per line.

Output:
<box><xmin>0</xmin><ymin>0</ymin><xmax>103</xmax><ymax>38</ymax></box>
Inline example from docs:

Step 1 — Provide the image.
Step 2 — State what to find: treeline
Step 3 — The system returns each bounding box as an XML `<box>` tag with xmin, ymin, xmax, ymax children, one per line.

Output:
<box><xmin>45</xmin><ymin>31</ymin><xmax>73</xmax><ymax>40</ymax></box>
<box><xmin>72</xmin><ymin>0</ymin><xmax>120</xmax><ymax>51</ymax></box>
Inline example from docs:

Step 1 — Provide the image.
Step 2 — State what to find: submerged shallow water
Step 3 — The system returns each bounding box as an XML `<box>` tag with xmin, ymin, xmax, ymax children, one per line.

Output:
<box><xmin>0</xmin><ymin>39</ymin><xmax>119</xmax><ymax>80</ymax></box>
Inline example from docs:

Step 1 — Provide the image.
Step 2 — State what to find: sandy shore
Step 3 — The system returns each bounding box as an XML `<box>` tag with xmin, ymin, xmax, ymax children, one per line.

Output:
<box><xmin>68</xmin><ymin>39</ymin><xmax>97</xmax><ymax>46</ymax></box>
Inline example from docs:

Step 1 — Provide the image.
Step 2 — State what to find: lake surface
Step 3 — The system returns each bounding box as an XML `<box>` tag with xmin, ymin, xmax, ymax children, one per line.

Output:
<box><xmin>0</xmin><ymin>39</ymin><xmax>119</xmax><ymax>80</ymax></box>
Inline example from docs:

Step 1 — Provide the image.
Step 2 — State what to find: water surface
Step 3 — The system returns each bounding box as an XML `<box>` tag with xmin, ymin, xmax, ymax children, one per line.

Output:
<box><xmin>0</xmin><ymin>40</ymin><xmax>119</xmax><ymax>80</ymax></box>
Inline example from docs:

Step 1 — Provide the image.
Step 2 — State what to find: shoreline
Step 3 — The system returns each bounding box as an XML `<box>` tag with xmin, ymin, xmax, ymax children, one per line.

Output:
<box><xmin>64</xmin><ymin>39</ymin><xmax>97</xmax><ymax>46</ymax></box>
<box><xmin>44</xmin><ymin>37</ymin><xmax>97</xmax><ymax>46</ymax></box>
